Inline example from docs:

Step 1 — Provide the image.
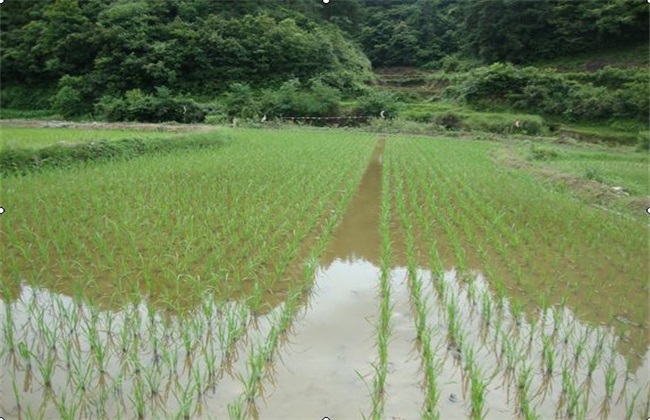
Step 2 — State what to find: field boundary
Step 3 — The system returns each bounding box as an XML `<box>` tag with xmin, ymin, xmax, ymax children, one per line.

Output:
<box><xmin>0</xmin><ymin>119</ymin><xmax>220</xmax><ymax>132</ymax></box>
<box><xmin>0</xmin><ymin>134</ymin><xmax>227</xmax><ymax>176</ymax></box>
<box><xmin>492</xmin><ymin>146</ymin><xmax>650</xmax><ymax>220</ymax></box>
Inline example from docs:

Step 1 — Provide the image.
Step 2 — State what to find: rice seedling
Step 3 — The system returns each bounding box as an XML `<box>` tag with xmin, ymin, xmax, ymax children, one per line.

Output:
<box><xmin>17</xmin><ymin>341</ymin><xmax>32</xmax><ymax>369</ymax></box>
<box><xmin>54</xmin><ymin>392</ymin><xmax>80</xmax><ymax>420</ymax></box>
<box><xmin>623</xmin><ymin>387</ymin><xmax>644</xmax><ymax>420</ymax></box>
<box><xmin>542</xmin><ymin>334</ymin><xmax>555</xmax><ymax>376</ymax></box>
<box><xmin>586</xmin><ymin>346</ymin><xmax>603</xmax><ymax>379</ymax></box>
<box><xmin>2</xmin><ymin>298</ymin><xmax>16</xmax><ymax>354</ymax></box>
<box><xmin>603</xmin><ymin>359</ymin><xmax>617</xmax><ymax>400</ymax></box>
<box><xmin>564</xmin><ymin>372</ymin><xmax>581</xmax><ymax>419</ymax></box>
<box><xmin>517</xmin><ymin>362</ymin><xmax>538</xmax><ymax>419</ymax></box>
<box><xmin>173</xmin><ymin>379</ymin><xmax>196</xmax><ymax>420</ymax></box>
<box><xmin>36</xmin><ymin>350</ymin><xmax>57</xmax><ymax>389</ymax></box>
<box><xmin>227</xmin><ymin>397</ymin><xmax>245</xmax><ymax>420</ymax></box>
<box><xmin>446</xmin><ymin>295</ymin><xmax>462</xmax><ymax>350</ymax></box>
<box><xmin>238</xmin><ymin>343</ymin><xmax>270</xmax><ymax>403</ymax></box>
<box><xmin>573</xmin><ymin>327</ymin><xmax>590</xmax><ymax>366</ymax></box>
<box><xmin>468</xmin><ymin>359</ymin><xmax>488</xmax><ymax>420</ymax></box>
<box><xmin>10</xmin><ymin>369</ymin><xmax>22</xmax><ymax>413</ymax></box>
<box><xmin>481</xmin><ymin>289</ymin><xmax>493</xmax><ymax>327</ymax></box>
<box><xmin>511</xmin><ymin>300</ymin><xmax>524</xmax><ymax>327</ymax></box>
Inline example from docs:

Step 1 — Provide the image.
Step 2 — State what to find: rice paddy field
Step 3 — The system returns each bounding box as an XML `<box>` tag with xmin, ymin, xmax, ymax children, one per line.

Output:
<box><xmin>1</xmin><ymin>125</ymin><xmax>648</xmax><ymax>419</ymax></box>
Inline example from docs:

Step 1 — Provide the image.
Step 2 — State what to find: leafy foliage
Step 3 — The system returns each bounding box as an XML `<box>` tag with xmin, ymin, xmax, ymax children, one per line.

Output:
<box><xmin>448</xmin><ymin>63</ymin><xmax>649</xmax><ymax>122</ymax></box>
<box><xmin>262</xmin><ymin>79</ymin><xmax>342</xmax><ymax>118</ymax></box>
<box><xmin>1</xmin><ymin>0</ymin><xmax>371</xmax><ymax>119</ymax></box>
<box><xmin>354</xmin><ymin>90</ymin><xmax>399</xmax><ymax>118</ymax></box>
<box><xmin>95</xmin><ymin>88</ymin><xmax>205</xmax><ymax>123</ymax></box>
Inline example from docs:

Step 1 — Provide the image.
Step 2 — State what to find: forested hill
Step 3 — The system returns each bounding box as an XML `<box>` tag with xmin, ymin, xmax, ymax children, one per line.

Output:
<box><xmin>0</xmin><ymin>0</ymin><xmax>647</xmax><ymax>121</ymax></box>
<box><xmin>358</xmin><ymin>0</ymin><xmax>648</xmax><ymax>67</ymax></box>
<box><xmin>0</xmin><ymin>0</ymin><xmax>373</xmax><ymax>102</ymax></box>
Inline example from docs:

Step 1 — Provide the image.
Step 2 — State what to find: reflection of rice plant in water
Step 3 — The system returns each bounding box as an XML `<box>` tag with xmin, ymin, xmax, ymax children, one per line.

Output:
<box><xmin>391</xmin><ymin>152</ymin><xmax>444</xmax><ymax>418</ymax></box>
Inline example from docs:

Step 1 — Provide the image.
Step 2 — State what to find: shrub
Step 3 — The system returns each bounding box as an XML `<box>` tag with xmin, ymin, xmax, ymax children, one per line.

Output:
<box><xmin>584</xmin><ymin>167</ymin><xmax>605</xmax><ymax>183</ymax></box>
<box><xmin>354</xmin><ymin>90</ymin><xmax>399</xmax><ymax>118</ymax></box>
<box><xmin>448</xmin><ymin>63</ymin><xmax>649</xmax><ymax>123</ymax></box>
<box><xmin>51</xmin><ymin>75</ymin><xmax>97</xmax><ymax>118</ymax></box>
<box><xmin>462</xmin><ymin>112</ymin><xmax>546</xmax><ymax>135</ymax></box>
<box><xmin>95</xmin><ymin>87</ymin><xmax>204</xmax><ymax>123</ymax></box>
<box><xmin>636</xmin><ymin>131</ymin><xmax>649</xmax><ymax>151</ymax></box>
<box><xmin>433</xmin><ymin>112</ymin><xmax>462</xmax><ymax>130</ymax></box>
<box><xmin>261</xmin><ymin>78</ymin><xmax>341</xmax><ymax>118</ymax></box>
<box><xmin>528</xmin><ymin>145</ymin><xmax>560</xmax><ymax>161</ymax></box>
<box><xmin>365</xmin><ymin>117</ymin><xmax>436</xmax><ymax>134</ymax></box>
<box><xmin>0</xmin><ymin>86</ymin><xmax>55</xmax><ymax>110</ymax></box>
<box><xmin>222</xmin><ymin>83</ymin><xmax>262</xmax><ymax>120</ymax></box>
<box><xmin>199</xmin><ymin>101</ymin><xmax>229</xmax><ymax>125</ymax></box>
<box><xmin>567</xmin><ymin>67</ymin><xmax>649</xmax><ymax>89</ymax></box>
<box><xmin>564</xmin><ymin>84</ymin><xmax>616</xmax><ymax>120</ymax></box>
<box><xmin>438</xmin><ymin>54</ymin><xmax>482</xmax><ymax>72</ymax></box>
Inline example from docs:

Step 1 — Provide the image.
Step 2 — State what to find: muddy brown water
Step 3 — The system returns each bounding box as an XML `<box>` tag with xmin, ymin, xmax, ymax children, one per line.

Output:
<box><xmin>256</xmin><ymin>138</ymin><xmax>409</xmax><ymax>418</ymax></box>
<box><xmin>2</xmin><ymin>136</ymin><xmax>649</xmax><ymax>419</ymax></box>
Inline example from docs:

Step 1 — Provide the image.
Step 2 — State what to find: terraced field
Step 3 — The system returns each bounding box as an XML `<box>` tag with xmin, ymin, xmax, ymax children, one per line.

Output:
<box><xmin>1</xmin><ymin>127</ymin><xmax>648</xmax><ymax>419</ymax></box>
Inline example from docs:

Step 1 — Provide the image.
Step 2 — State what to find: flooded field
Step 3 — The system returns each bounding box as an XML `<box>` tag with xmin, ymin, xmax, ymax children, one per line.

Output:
<box><xmin>1</xmin><ymin>128</ymin><xmax>648</xmax><ymax>419</ymax></box>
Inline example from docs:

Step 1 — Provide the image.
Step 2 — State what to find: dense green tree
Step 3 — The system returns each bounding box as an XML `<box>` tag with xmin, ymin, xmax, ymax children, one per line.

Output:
<box><xmin>0</xmin><ymin>0</ymin><xmax>646</xmax><ymax>115</ymax></box>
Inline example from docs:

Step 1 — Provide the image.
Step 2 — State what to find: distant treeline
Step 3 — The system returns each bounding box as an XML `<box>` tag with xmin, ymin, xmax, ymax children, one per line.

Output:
<box><xmin>0</xmin><ymin>0</ymin><xmax>372</xmax><ymax>113</ymax></box>
<box><xmin>358</xmin><ymin>0</ymin><xmax>648</xmax><ymax>67</ymax></box>
<box><xmin>0</xmin><ymin>0</ymin><xmax>647</xmax><ymax>122</ymax></box>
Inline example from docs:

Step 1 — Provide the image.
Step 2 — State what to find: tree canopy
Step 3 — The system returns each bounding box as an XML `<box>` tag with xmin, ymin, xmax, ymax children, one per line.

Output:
<box><xmin>0</xmin><ymin>0</ymin><xmax>646</xmax><ymax>116</ymax></box>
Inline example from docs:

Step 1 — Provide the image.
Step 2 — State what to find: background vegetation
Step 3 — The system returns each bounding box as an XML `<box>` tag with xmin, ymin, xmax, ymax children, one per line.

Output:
<box><xmin>0</xmin><ymin>0</ymin><xmax>648</xmax><ymax>135</ymax></box>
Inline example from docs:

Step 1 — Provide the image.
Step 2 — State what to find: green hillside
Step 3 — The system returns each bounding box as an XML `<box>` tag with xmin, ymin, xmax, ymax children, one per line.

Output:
<box><xmin>0</xmin><ymin>0</ymin><xmax>647</xmax><ymax>134</ymax></box>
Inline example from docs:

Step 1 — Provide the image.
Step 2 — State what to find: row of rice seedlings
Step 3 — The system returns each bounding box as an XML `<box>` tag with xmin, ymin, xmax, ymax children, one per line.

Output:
<box><xmin>515</xmin><ymin>362</ymin><xmax>539</xmax><ymax>419</ymax></box>
<box><xmin>408</xmin><ymin>142</ymin><xmax>636</xmax><ymax>344</ymax></box>
<box><xmin>502</xmin><ymin>302</ymin><xmax>642</xmax><ymax>418</ymax></box>
<box><xmin>392</xmin><ymin>144</ymin><xmax>488</xmax><ymax>415</ymax></box>
<box><xmin>2</xmin><ymin>174</ymin><xmax>361</xmax><ymax>416</ymax></box>
<box><xmin>394</xmin><ymin>142</ymin><xmax>492</xmax><ymax>417</ymax></box>
<box><xmin>389</xmin><ymin>154</ymin><xmax>443</xmax><ymax>419</ymax></box>
<box><xmin>402</xmin><ymin>143</ymin><xmax>529</xmax><ymax>320</ymax></box>
<box><xmin>468</xmin><ymin>139</ymin><xmax>639</xmax><ymax>417</ymax></box>
<box><xmin>458</xmin><ymin>346</ymin><xmax>488</xmax><ymax>420</ymax></box>
<box><xmin>224</xmin><ymin>144</ymin><xmax>374</xmax><ymax>418</ymax></box>
<box><xmin>435</xmin><ymin>154</ymin><xmax>531</xmax><ymax>272</ymax></box>
<box><xmin>366</xmin><ymin>143</ymin><xmax>393</xmax><ymax>420</ymax></box>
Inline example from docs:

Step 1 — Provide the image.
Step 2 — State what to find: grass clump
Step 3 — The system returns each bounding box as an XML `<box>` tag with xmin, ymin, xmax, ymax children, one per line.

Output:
<box><xmin>528</xmin><ymin>145</ymin><xmax>561</xmax><ymax>161</ymax></box>
<box><xmin>0</xmin><ymin>133</ymin><xmax>226</xmax><ymax>176</ymax></box>
<box><xmin>636</xmin><ymin>131</ymin><xmax>649</xmax><ymax>151</ymax></box>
